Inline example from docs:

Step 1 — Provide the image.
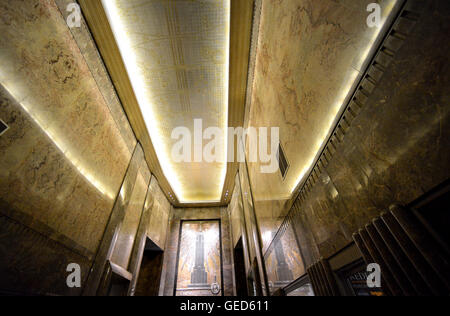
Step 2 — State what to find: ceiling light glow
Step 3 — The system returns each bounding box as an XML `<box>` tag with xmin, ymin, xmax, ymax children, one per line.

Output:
<box><xmin>290</xmin><ymin>0</ymin><xmax>399</xmax><ymax>194</ymax></box>
<box><xmin>102</xmin><ymin>0</ymin><xmax>230</xmax><ymax>204</ymax></box>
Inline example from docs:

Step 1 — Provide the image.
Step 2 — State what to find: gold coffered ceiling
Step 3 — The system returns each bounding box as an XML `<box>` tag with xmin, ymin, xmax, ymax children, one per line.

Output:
<box><xmin>80</xmin><ymin>0</ymin><xmax>253</xmax><ymax>205</ymax></box>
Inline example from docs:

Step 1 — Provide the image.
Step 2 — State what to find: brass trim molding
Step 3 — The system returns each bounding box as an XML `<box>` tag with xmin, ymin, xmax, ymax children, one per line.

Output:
<box><xmin>221</xmin><ymin>0</ymin><xmax>254</xmax><ymax>205</ymax></box>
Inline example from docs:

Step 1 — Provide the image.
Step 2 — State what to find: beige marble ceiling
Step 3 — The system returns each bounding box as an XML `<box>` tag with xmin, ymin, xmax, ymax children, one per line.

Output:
<box><xmin>103</xmin><ymin>0</ymin><xmax>230</xmax><ymax>203</ymax></box>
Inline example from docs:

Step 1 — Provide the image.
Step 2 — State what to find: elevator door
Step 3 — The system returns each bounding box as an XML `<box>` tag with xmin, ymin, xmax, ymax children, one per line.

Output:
<box><xmin>174</xmin><ymin>220</ymin><xmax>223</xmax><ymax>296</ymax></box>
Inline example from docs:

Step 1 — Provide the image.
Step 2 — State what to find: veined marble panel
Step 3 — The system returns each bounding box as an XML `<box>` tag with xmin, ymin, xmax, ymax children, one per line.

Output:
<box><xmin>290</xmin><ymin>0</ymin><xmax>450</xmax><ymax>260</ymax></box>
<box><xmin>0</xmin><ymin>0</ymin><xmax>132</xmax><ymax>254</ymax></box>
<box><xmin>228</xmin><ymin>173</ymin><xmax>243</xmax><ymax>248</ymax></box>
<box><xmin>54</xmin><ymin>0</ymin><xmax>137</xmax><ymax>154</ymax></box>
<box><xmin>147</xmin><ymin>176</ymin><xmax>171</xmax><ymax>250</ymax></box>
<box><xmin>245</xmin><ymin>0</ymin><xmax>400</xmax><ymax>252</ymax></box>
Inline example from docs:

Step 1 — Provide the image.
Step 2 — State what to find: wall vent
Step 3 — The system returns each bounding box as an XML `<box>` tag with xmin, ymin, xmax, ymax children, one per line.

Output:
<box><xmin>0</xmin><ymin>119</ymin><xmax>8</xmax><ymax>136</ymax></box>
<box><xmin>277</xmin><ymin>143</ymin><xmax>289</xmax><ymax>179</ymax></box>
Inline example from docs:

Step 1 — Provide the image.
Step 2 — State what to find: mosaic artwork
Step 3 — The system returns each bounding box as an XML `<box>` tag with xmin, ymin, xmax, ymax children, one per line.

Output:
<box><xmin>175</xmin><ymin>221</ymin><xmax>222</xmax><ymax>296</ymax></box>
<box><xmin>265</xmin><ymin>224</ymin><xmax>305</xmax><ymax>294</ymax></box>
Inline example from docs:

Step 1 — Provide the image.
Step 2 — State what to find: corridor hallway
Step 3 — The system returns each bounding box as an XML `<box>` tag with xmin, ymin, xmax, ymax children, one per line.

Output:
<box><xmin>0</xmin><ymin>0</ymin><xmax>449</xmax><ymax>297</ymax></box>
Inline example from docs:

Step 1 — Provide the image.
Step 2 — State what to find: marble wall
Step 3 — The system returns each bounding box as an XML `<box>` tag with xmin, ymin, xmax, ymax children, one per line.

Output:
<box><xmin>279</xmin><ymin>0</ymin><xmax>449</xmax><ymax>266</ymax></box>
<box><xmin>160</xmin><ymin>207</ymin><xmax>234</xmax><ymax>296</ymax></box>
<box><xmin>239</xmin><ymin>0</ymin><xmax>449</xmax><ymax>287</ymax></box>
<box><xmin>238</xmin><ymin>161</ymin><xmax>270</xmax><ymax>294</ymax></box>
<box><xmin>0</xmin><ymin>0</ymin><xmax>172</xmax><ymax>296</ymax></box>
<box><xmin>265</xmin><ymin>223</ymin><xmax>305</xmax><ymax>294</ymax></box>
<box><xmin>83</xmin><ymin>146</ymin><xmax>172</xmax><ymax>296</ymax></box>
<box><xmin>292</xmin><ymin>0</ymin><xmax>449</xmax><ymax>264</ymax></box>
<box><xmin>0</xmin><ymin>0</ymin><xmax>134</xmax><ymax>259</ymax></box>
<box><xmin>147</xmin><ymin>176</ymin><xmax>171</xmax><ymax>250</ymax></box>
<box><xmin>244</xmin><ymin>0</ymin><xmax>402</xmax><ymax>254</ymax></box>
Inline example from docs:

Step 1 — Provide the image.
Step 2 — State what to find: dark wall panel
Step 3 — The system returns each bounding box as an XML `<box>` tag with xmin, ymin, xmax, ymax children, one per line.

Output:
<box><xmin>0</xmin><ymin>215</ymin><xmax>90</xmax><ymax>296</ymax></box>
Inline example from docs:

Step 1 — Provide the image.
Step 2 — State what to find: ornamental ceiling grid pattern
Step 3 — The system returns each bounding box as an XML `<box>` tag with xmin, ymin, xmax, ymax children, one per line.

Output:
<box><xmin>109</xmin><ymin>0</ymin><xmax>229</xmax><ymax>202</ymax></box>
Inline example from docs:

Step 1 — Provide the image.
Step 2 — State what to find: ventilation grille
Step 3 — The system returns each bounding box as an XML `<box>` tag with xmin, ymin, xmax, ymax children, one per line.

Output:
<box><xmin>0</xmin><ymin>119</ymin><xmax>8</xmax><ymax>136</ymax></box>
<box><xmin>277</xmin><ymin>144</ymin><xmax>289</xmax><ymax>179</ymax></box>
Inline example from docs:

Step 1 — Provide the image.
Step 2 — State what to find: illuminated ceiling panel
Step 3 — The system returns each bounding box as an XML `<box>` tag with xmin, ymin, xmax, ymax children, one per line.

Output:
<box><xmin>102</xmin><ymin>0</ymin><xmax>230</xmax><ymax>203</ymax></box>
